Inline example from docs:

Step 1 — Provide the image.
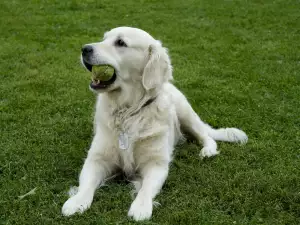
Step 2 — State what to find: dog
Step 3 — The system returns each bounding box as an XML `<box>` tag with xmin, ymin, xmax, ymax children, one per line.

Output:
<box><xmin>62</xmin><ymin>27</ymin><xmax>248</xmax><ymax>221</ymax></box>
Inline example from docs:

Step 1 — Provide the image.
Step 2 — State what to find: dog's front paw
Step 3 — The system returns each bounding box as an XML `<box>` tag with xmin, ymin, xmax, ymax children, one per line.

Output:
<box><xmin>62</xmin><ymin>194</ymin><xmax>93</xmax><ymax>216</ymax></box>
<box><xmin>200</xmin><ymin>146</ymin><xmax>219</xmax><ymax>158</ymax></box>
<box><xmin>128</xmin><ymin>196</ymin><xmax>152</xmax><ymax>221</ymax></box>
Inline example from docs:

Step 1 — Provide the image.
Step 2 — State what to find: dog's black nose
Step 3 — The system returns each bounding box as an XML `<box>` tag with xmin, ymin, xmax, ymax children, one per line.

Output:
<box><xmin>82</xmin><ymin>45</ymin><xmax>93</xmax><ymax>56</ymax></box>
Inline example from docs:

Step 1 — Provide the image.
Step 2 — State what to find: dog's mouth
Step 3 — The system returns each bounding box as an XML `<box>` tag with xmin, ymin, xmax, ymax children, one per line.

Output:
<box><xmin>83</xmin><ymin>60</ymin><xmax>117</xmax><ymax>89</ymax></box>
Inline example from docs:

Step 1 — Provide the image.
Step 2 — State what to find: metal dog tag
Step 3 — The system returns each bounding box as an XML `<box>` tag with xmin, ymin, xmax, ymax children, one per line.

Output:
<box><xmin>119</xmin><ymin>132</ymin><xmax>129</xmax><ymax>150</ymax></box>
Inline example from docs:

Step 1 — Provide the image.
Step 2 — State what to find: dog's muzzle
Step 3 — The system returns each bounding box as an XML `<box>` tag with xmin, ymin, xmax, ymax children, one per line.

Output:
<box><xmin>81</xmin><ymin>45</ymin><xmax>117</xmax><ymax>90</ymax></box>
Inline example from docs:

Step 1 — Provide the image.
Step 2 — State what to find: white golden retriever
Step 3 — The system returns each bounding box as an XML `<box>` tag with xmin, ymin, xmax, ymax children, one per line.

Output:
<box><xmin>62</xmin><ymin>27</ymin><xmax>248</xmax><ymax>221</ymax></box>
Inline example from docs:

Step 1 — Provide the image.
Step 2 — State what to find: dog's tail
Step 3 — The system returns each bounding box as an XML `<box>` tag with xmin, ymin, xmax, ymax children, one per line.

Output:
<box><xmin>204</xmin><ymin>125</ymin><xmax>248</xmax><ymax>144</ymax></box>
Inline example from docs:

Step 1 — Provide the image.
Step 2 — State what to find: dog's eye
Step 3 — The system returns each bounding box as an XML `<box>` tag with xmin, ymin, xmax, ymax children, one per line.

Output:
<box><xmin>115</xmin><ymin>39</ymin><xmax>127</xmax><ymax>47</ymax></box>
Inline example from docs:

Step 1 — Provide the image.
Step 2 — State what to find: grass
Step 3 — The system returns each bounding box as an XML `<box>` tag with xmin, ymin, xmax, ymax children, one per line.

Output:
<box><xmin>1</xmin><ymin>0</ymin><xmax>299</xmax><ymax>224</ymax></box>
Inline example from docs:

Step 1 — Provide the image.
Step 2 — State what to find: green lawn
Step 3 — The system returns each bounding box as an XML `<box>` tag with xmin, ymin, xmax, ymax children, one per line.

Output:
<box><xmin>1</xmin><ymin>0</ymin><xmax>300</xmax><ymax>224</ymax></box>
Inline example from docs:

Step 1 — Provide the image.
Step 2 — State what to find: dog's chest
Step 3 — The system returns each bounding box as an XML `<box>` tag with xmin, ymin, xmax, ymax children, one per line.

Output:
<box><xmin>115</xmin><ymin>131</ymin><xmax>143</xmax><ymax>177</ymax></box>
<box><xmin>98</xmin><ymin>96</ymin><xmax>173</xmax><ymax>176</ymax></box>
<box><xmin>111</xmin><ymin>113</ymin><xmax>148</xmax><ymax>175</ymax></box>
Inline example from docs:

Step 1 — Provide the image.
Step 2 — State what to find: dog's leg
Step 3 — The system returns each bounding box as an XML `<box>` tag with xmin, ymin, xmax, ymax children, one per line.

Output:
<box><xmin>128</xmin><ymin>160</ymin><xmax>169</xmax><ymax>221</ymax></box>
<box><xmin>171</xmin><ymin>85</ymin><xmax>247</xmax><ymax>157</ymax></box>
<box><xmin>181</xmin><ymin>108</ymin><xmax>219</xmax><ymax>158</ymax></box>
<box><xmin>174</xmin><ymin>91</ymin><xmax>218</xmax><ymax>157</ymax></box>
<box><xmin>62</xmin><ymin>133</ymin><xmax>116</xmax><ymax>216</ymax></box>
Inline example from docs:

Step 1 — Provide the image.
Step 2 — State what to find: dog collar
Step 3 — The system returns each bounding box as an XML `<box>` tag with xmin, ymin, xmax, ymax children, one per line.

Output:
<box><xmin>142</xmin><ymin>97</ymin><xmax>156</xmax><ymax>108</ymax></box>
<box><xmin>130</xmin><ymin>97</ymin><xmax>157</xmax><ymax>117</ymax></box>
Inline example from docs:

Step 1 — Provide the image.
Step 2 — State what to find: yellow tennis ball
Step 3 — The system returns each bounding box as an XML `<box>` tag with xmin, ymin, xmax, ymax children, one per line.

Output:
<box><xmin>92</xmin><ymin>65</ymin><xmax>114</xmax><ymax>81</ymax></box>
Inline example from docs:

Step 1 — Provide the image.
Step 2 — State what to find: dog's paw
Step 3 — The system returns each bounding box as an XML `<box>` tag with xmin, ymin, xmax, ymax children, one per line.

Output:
<box><xmin>62</xmin><ymin>194</ymin><xmax>93</xmax><ymax>216</ymax></box>
<box><xmin>128</xmin><ymin>196</ymin><xmax>152</xmax><ymax>221</ymax></box>
<box><xmin>225</xmin><ymin>128</ymin><xmax>248</xmax><ymax>144</ymax></box>
<box><xmin>200</xmin><ymin>146</ymin><xmax>219</xmax><ymax>158</ymax></box>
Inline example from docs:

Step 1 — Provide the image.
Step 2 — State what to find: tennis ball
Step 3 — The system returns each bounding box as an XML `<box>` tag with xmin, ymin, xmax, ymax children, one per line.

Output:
<box><xmin>92</xmin><ymin>65</ymin><xmax>114</xmax><ymax>81</ymax></box>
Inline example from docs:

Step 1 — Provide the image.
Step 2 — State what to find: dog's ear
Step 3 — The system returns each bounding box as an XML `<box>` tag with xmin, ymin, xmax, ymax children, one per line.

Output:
<box><xmin>142</xmin><ymin>41</ymin><xmax>173</xmax><ymax>90</ymax></box>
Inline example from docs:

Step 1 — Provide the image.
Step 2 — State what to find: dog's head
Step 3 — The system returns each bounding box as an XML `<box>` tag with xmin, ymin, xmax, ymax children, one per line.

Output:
<box><xmin>81</xmin><ymin>27</ymin><xmax>172</xmax><ymax>94</ymax></box>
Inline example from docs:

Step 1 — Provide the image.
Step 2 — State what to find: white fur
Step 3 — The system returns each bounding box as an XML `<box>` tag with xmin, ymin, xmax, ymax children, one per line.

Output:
<box><xmin>62</xmin><ymin>27</ymin><xmax>248</xmax><ymax>221</ymax></box>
